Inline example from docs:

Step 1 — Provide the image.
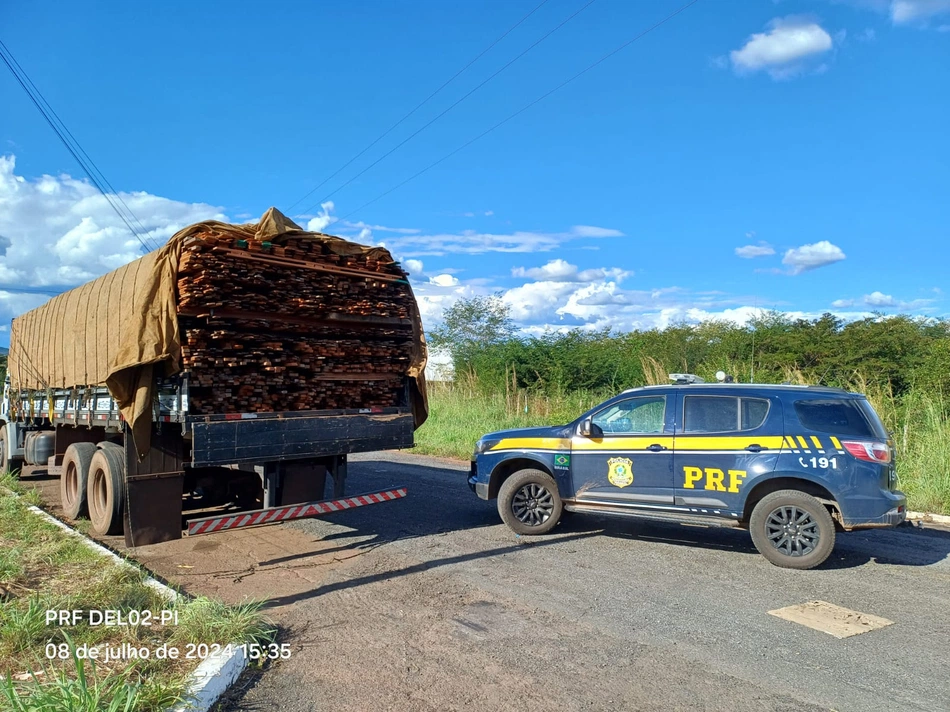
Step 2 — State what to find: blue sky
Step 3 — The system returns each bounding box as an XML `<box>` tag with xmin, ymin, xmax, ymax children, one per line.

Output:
<box><xmin>1</xmin><ymin>0</ymin><xmax>948</xmax><ymax>348</ymax></box>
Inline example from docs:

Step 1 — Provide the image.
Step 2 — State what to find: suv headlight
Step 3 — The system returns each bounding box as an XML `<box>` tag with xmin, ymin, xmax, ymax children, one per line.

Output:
<box><xmin>473</xmin><ymin>438</ymin><xmax>501</xmax><ymax>456</ymax></box>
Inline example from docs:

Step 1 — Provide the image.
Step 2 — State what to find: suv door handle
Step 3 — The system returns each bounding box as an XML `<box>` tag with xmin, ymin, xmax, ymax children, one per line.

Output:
<box><xmin>647</xmin><ymin>444</ymin><xmax>668</xmax><ymax>452</ymax></box>
<box><xmin>746</xmin><ymin>444</ymin><xmax>767</xmax><ymax>453</ymax></box>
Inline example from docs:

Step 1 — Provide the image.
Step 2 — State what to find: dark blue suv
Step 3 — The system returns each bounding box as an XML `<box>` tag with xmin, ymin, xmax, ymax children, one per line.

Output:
<box><xmin>469</xmin><ymin>376</ymin><xmax>906</xmax><ymax>569</ymax></box>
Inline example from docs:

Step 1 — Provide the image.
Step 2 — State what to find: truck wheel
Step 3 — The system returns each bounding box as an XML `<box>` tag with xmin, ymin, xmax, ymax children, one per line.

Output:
<box><xmin>87</xmin><ymin>446</ymin><xmax>126</xmax><ymax>536</ymax></box>
<box><xmin>749</xmin><ymin>490</ymin><xmax>835</xmax><ymax>570</ymax></box>
<box><xmin>60</xmin><ymin>443</ymin><xmax>96</xmax><ymax>520</ymax></box>
<box><xmin>498</xmin><ymin>469</ymin><xmax>563</xmax><ymax>535</ymax></box>
<box><xmin>0</xmin><ymin>429</ymin><xmax>23</xmax><ymax>474</ymax></box>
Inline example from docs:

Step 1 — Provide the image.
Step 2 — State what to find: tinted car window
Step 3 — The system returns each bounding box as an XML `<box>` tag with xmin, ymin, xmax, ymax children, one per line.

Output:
<box><xmin>794</xmin><ymin>399</ymin><xmax>875</xmax><ymax>437</ymax></box>
<box><xmin>684</xmin><ymin>396</ymin><xmax>770</xmax><ymax>433</ymax></box>
<box><xmin>592</xmin><ymin>396</ymin><xmax>666</xmax><ymax>434</ymax></box>
<box><xmin>741</xmin><ymin>398</ymin><xmax>770</xmax><ymax>430</ymax></box>
<box><xmin>684</xmin><ymin>396</ymin><xmax>738</xmax><ymax>433</ymax></box>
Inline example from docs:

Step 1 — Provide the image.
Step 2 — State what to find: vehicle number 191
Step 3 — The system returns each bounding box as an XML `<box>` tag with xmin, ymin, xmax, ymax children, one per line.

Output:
<box><xmin>799</xmin><ymin>456</ymin><xmax>838</xmax><ymax>469</ymax></box>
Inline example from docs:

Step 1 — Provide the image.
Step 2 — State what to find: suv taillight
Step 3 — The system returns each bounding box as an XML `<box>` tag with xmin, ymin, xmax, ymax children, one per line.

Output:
<box><xmin>841</xmin><ymin>440</ymin><xmax>891</xmax><ymax>464</ymax></box>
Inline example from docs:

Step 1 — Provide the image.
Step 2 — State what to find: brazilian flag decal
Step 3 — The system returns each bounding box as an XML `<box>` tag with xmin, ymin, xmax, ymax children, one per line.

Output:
<box><xmin>554</xmin><ymin>454</ymin><xmax>571</xmax><ymax>470</ymax></box>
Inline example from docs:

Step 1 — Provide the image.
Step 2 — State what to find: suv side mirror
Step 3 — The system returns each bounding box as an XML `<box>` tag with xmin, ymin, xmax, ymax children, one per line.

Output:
<box><xmin>579</xmin><ymin>417</ymin><xmax>593</xmax><ymax>437</ymax></box>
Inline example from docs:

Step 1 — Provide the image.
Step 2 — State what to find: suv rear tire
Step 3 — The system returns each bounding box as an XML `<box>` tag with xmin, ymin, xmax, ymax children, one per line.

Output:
<box><xmin>750</xmin><ymin>489</ymin><xmax>835</xmax><ymax>569</ymax></box>
<box><xmin>498</xmin><ymin>469</ymin><xmax>562</xmax><ymax>535</ymax></box>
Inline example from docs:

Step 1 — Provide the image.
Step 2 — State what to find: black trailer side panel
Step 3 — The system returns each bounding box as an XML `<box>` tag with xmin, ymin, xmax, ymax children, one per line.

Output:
<box><xmin>189</xmin><ymin>412</ymin><xmax>414</xmax><ymax>467</ymax></box>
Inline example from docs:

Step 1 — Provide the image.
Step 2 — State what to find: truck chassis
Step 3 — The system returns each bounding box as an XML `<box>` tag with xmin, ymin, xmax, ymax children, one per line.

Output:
<box><xmin>1</xmin><ymin>374</ymin><xmax>415</xmax><ymax>546</ymax></box>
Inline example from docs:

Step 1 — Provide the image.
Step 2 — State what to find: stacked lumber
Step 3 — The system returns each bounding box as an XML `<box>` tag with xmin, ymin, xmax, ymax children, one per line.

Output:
<box><xmin>176</xmin><ymin>230</ymin><xmax>417</xmax><ymax>415</ymax></box>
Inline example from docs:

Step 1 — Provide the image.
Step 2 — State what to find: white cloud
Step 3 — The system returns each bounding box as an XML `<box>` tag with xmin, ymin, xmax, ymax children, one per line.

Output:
<box><xmin>0</xmin><ymin>155</ymin><xmax>227</xmax><ymax>334</ymax></box>
<box><xmin>306</xmin><ymin>201</ymin><xmax>336</xmax><ymax>232</ymax></box>
<box><xmin>502</xmin><ymin>281</ymin><xmax>578</xmax><ymax>322</ymax></box>
<box><xmin>377</xmin><ymin>223</ymin><xmax>623</xmax><ymax>257</ymax></box>
<box><xmin>832</xmin><ymin>291</ymin><xmax>936</xmax><ymax>310</ymax></box>
<box><xmin>0</xmin><ymin>155</ymin><xmax>225</xmax><ymax>291</ymax></box>
<box><xmin>404</xmin><ymin>259</ymin><xmax>424</xmax><ymax>274</ymax></box>
<box><xmin>890</xmin><ymin>0</ymin><xmax>950</xmax><ymax>23</ymax></box>
<box><xmin>511</xmin><ymin>259</ymin><xmax>630</xmax><ymax>283</ymax></box>
<box><xmin>730</xmin><ymin>16</ymin><xmax>835</xmax><ymax>79</ymax></box>
<box><xmin>735</xmin><ymin>242</ymin><xmax>776</xmax><ymax>258</ymax></box>
<box><xmin>781</xmin><ymin>240</ymin><xmax>846</xmax><ymax>274</ymax></box>
<box><xmin>429</xmin><ymin>274</ymin><xmax>459</xmax><ymax>287</ymax></box>
<box><xmin>864</xmin><ymin>290</ymin><xmax>897</xmax><ymax>307</ymax></box>
<box><xmin>570</xmin><ymin>225</ymin><xmax>624</xmax><ymax>238</ymax></box>
<box><xmin>484</xmin><ymin>210</ymin><xmax>494</xmax><ymax>217</ymax></box>
<box><xmin>835</xmin><ymin>0</ymin><xmax>950</xmax><ymax>26</ymax></box>
<box><xmin>343</xmin><ymin>220</ymin><xmax>420</xmax><ymax>235</ymax></box>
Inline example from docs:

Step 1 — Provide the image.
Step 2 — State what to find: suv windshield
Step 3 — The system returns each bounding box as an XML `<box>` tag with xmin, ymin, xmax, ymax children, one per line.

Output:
<box><xmin>793</xmin><ymin>398</ymin><xmax>884</xmax><ymax>438</ymax></box>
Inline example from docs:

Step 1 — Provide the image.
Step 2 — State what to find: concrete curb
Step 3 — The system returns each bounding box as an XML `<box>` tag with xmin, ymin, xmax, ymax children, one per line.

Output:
<box><xmin>907</xmin><ymin>510</ymin><xmax>950</xmax><ymax>526</ymax></box>
<box><xmin>2</xmin><ymin>488</ymin><xmax>249</xmax><ymax>712</ymax></box>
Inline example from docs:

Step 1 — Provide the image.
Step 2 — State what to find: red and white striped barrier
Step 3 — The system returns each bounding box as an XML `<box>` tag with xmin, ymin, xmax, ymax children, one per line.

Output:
<box><xmin>186</xmin><ymin>487</ymin><xmax>407</xmax><ymax>536</ymax></box>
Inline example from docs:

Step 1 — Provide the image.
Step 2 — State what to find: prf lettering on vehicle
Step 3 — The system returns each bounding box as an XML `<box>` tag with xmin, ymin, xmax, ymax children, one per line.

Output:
<box><xmin>682</xmin><ymin>466</ymin><xmax>747</xmax><ymax>493</ymax></box>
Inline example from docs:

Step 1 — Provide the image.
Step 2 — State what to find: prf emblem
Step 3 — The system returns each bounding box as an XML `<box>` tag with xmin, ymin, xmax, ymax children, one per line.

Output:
<box><xmin>607</xmin><ymin>457</ymin><xmax>634</xmax><ymax>488</ymax></box>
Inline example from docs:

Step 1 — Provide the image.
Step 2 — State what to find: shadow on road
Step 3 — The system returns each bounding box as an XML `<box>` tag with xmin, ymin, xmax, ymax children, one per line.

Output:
<box><xmin>263</xmin><ymin>531</ymin><xmax>598</xmax><ymax>609</ymax></box>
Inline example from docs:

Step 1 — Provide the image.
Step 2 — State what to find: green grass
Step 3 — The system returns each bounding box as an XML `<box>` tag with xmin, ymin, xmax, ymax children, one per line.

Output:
<box><xmin>0</xmin><ymin>488</ymin><xmax>276</xmax><ymax>712</ymax></box>
<box><xmin>415</xmin><ymin>381</ymin><xmax>950</xmax><ymax>514</ymax></box>
<box><xmin>414</xmin><ymin>381</ymin><xmax>610</xmax><ymax>459</ymax></box>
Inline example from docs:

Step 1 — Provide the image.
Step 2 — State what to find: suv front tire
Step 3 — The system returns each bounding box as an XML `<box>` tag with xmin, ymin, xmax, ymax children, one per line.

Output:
<box><xmin>498</xmin><ymin>469</ymin><xmax>563</xmax><ymax>535</ymax></box>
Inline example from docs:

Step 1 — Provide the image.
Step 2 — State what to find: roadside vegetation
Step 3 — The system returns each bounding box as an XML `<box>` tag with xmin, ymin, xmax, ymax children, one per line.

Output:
<box><xmin>0</xmin><ymin>475</ymin><xmax>275</xmax><ymax>712</ymax></box>
<box><xmin>417</xmin><ymin>297</ymin><xmax>950</xmax><ymax>514</ymax></box>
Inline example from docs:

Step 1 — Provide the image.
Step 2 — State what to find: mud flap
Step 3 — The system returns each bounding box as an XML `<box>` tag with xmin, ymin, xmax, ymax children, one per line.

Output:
<box><xmin>123</xmin><ymin>424</ymin><xmax>185</xmax><ymax>547</ymax></box>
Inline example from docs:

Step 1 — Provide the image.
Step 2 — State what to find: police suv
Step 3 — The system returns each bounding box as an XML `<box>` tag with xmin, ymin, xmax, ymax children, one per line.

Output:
<box><xmin>469</xmin><ymin>374</ymin><xmax>906</xmax><ymax>569</ymax></box>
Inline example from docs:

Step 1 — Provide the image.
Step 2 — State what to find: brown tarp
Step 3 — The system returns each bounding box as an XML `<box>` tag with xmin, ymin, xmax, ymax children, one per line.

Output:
<box><xmin>8</xmin><ymin>208</ymin><xmax>429</xmax><ymax>458</ymax></box>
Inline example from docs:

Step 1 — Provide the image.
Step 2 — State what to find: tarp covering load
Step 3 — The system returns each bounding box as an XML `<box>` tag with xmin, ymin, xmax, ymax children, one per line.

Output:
<box><xmin>8</xmin><ymin>208</ymin><xmax>428</xmax><ymax>458</ymax></box>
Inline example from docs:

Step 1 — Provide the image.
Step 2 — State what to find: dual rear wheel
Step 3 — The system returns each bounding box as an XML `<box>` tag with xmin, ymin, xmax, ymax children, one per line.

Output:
<box><xmin>59</xmin><ymin>442</ymin><xmax>125</xmax><ymax>536</ymax></box>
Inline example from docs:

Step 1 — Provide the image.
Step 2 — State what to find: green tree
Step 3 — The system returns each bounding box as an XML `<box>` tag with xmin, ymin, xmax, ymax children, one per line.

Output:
<box><xmin>429</xmin><ymin>295</ymin><xmax>516</xmax><ymax>373</ymax></box>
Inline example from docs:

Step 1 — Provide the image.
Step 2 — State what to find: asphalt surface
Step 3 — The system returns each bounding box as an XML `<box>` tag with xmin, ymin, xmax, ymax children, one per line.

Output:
<box><xmin>222</xmin><ymin>451</ymin><xmax>950</xmax><ymax>712</ymax></box>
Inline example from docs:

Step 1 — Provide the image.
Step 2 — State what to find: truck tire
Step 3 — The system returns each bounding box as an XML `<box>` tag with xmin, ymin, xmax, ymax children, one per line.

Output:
<box><xmin>87</xmin><ymin>446</ymin><xmax>126</xmax><ymax>536</ymax></box>
<box><xmin>60</xmin><ymin>443</ymin><xmax>96</xmax><ymax>520</ymax></box>
<box><xmin>497</xmin><ymin>468</ymin><xmax>563</xmax><ymax>535</ymax></box>
<box><xmin>749</xmin><ymin>490</ymin><xmax>835</xmax><ymax>570</ymax></box>
<box><xmin>0</xmin><ymin>429</ymin><xmax>23</xmax><ymax>474</ymax></box>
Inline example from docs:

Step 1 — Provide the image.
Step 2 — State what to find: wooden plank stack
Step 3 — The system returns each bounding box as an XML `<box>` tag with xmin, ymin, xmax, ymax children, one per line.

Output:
<box><xmin>176</xmin><ymin>230</ymin><xmax>417</xmax><ymax>414</ymax></box>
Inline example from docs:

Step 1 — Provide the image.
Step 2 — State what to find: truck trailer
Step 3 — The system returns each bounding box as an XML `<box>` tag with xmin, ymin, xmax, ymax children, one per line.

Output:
<box><xmin>0</xmin><ymin>208</ymin><xmax>428</xmax><ymax>546</ymax></box>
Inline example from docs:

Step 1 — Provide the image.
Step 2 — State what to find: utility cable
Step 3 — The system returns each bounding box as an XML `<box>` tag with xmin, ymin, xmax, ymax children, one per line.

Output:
<box><xmin>0</xmin><ymin>40</ymin><xmax>160</xmax><ymax>252</ymax></box>
<box><xmin>338</xmin><ymin>0</ymin><xmax>701</xmax><ymax>223</ymax></box>
<box><xmin>300</xmin><ymin>0</ymin><xmax>599</xmax><ymax>216</ymax></box>
<box><xmin>285</xmin><ymin>0</ymin><xmax>552</xmax><ymax>214</ymax></box>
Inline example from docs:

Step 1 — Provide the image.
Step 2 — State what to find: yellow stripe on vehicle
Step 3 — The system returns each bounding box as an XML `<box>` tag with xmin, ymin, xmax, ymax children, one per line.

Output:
<box><xmin>572</xmin><ymin>436</ymin><xmax>675</xmax><ymax>451</ymax></box>
<box><xmin>783</xmin><ymin>436</ymin><xmax>798</xmax><ymax>451</ymax></box>
<box><xmin>673</xmin><ymin>436</ymin><xmax>785</xmax><ymax>451</ymax></box>
<box><xmin>830</xmin><ymin>436</ymin><xmax>843</xmax><ymax>449</ymax></box>
<box><xmin>810</xmin><ymin>436</ymin><xmax>823</xmax><ymax>450</ymax></box>
<box><xmin>796</xmin><ymin>435</ymin><xmax>810</xmax><ymax>451</ymax></box>
<box><xmin>488</xmin><ymin>437</ymin><xmax>571</xmax><ymax>451</ymax></box>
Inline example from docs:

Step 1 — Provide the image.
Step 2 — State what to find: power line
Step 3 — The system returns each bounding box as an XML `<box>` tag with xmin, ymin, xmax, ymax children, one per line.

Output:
<box><xmin>338</xmin><ymin>0</ymin><xmax>702</xmax><ymax>223</ymax></box>
<box><xmin>0</xmin><ymin>39</ymin><xmax>161</xmax><ymax>252</ymax></box>
<box><xmin>285</xmin><ymin>0</ymin><xmax>552</xmax><ymax>215</ymax></box>
<box><xmin>300</xmin><ymin>0</ymin><xmax>599</xmax><ymax>216</ymax></box>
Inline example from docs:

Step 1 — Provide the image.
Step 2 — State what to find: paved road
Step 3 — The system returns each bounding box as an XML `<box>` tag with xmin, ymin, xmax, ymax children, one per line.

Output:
<box><xmin>224</xmin><ymin>452</ymin><xmax>950</xmax><ymax>712</ymax></box>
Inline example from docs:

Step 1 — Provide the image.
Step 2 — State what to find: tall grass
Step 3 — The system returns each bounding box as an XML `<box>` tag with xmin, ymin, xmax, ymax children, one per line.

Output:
<box><xmin>415</xmin><ymin>378</ymin><xmax>950</xmax><ymax>514</ymax></box>
<box><xmin>416</xmin><ymin>377</ymin><xmax>609</xmax><ymax>459</ymax></box>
